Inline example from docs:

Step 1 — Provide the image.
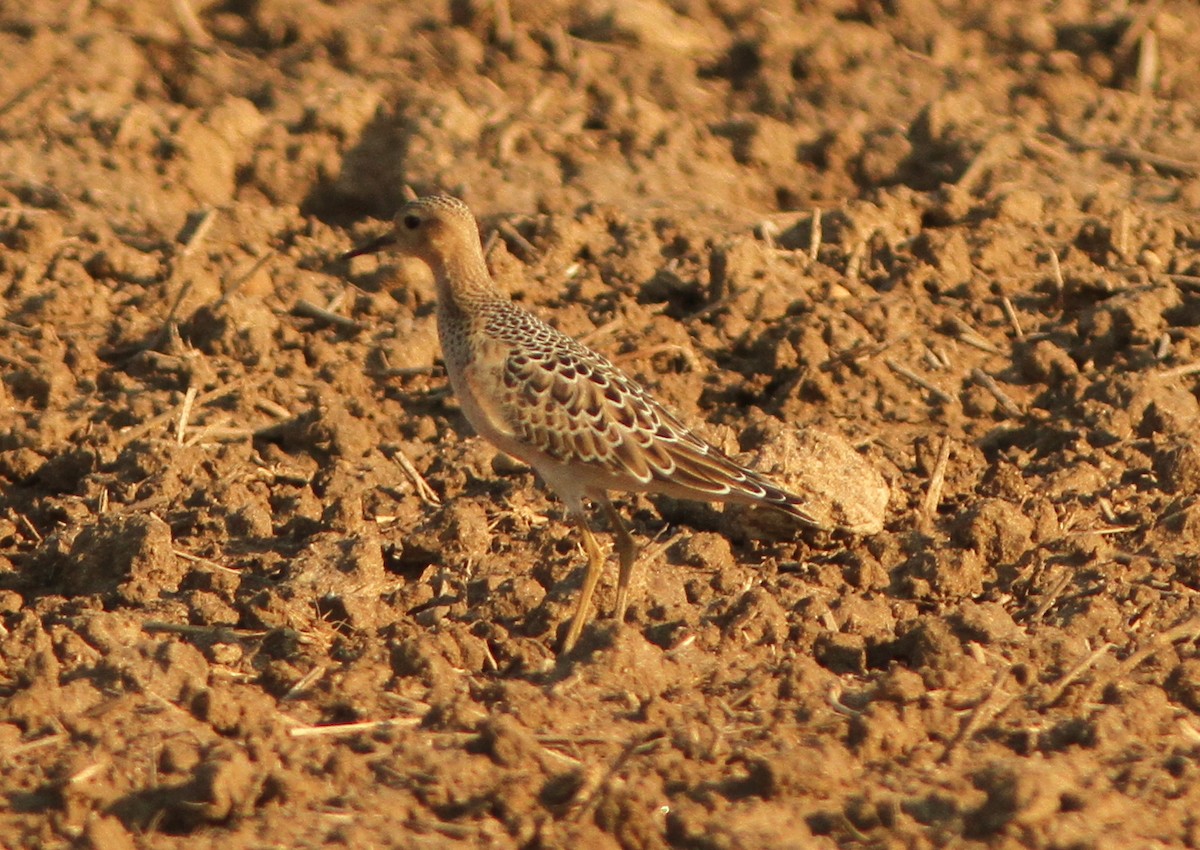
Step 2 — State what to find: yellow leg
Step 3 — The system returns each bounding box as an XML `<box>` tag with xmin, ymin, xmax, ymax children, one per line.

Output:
<box><xmin>600</xmin><ymin>497</ymin><xmax>638</xmax><ymax>627</ymax></box>
<box><xmin>562</xmin><ymin>512</ymin><xmax>606</xmax><ymax>654</ymax></box>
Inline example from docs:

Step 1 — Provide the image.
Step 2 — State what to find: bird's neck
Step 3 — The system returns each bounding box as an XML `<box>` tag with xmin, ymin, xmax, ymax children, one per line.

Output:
<box><xmin>432</xmin><ymin>251</ymin><xmax>504</xmax><ymax>310</ymax></box>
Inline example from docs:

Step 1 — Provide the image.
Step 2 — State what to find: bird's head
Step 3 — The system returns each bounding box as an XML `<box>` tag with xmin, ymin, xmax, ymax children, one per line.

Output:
<box><xmin>342</xmin><ymin>194</ymin><xmax>481</xmax><ymax>271</ymax></box>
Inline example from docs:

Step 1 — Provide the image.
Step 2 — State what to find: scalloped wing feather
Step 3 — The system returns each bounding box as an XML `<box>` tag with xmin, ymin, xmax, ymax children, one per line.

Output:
<box><xmin>477</xmin><ymin>314</ymin><xmax>817</xmax><ymax>525</ymax></box>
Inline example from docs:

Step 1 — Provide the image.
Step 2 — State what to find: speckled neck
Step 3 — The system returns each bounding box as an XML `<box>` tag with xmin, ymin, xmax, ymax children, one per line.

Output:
<box><xmin>432</xmin><ymin>246</ymin><xmax>503</xmax><ymax>311</ymax></box>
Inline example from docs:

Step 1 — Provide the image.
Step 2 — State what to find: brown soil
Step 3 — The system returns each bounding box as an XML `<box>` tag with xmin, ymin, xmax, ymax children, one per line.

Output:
<box><xmin>4</xmin><ymin>1</ymin><xmax>1200</xmax><ymax>847</ymax></box>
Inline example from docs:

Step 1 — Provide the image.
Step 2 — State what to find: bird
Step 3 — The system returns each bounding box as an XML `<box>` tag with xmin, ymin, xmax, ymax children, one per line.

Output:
<box><xmin>344</xmin><ymin>194</ymin><xmax>819</xmax><ymax>653</ymax></box>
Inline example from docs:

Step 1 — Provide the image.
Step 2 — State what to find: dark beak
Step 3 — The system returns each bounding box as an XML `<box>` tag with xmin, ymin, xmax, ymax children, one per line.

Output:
<box><xmin>340</xmin><ymin>231</ymin><xmax>396</xmax><ymax>261</ymax></box>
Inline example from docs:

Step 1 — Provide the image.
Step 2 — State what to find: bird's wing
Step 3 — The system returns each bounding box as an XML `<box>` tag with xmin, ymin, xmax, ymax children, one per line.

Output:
<box><xmin>484</xmin><ymin>323</ymin><xmax>819</xmax><ymax>525</ymax></box>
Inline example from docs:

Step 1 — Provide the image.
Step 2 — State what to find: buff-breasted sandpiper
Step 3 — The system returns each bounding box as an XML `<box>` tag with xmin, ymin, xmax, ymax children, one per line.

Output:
<box><xmin>345</xmin><ymin>194</ymin><xmax>819</xmax><ymax>653</ymax></box>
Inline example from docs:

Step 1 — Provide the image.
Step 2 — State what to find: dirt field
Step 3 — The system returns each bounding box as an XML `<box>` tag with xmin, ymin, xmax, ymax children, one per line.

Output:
<box><xmin>3</xmin><ymin>1</ymin><xmax>1200</xmax><ymax>847</ymax></box>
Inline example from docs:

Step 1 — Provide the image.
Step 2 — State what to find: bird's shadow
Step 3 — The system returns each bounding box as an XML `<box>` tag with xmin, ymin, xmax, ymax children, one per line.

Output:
<box><xmin>299</xmin><ymin>108</ymin><xmax>422</xmax><ymax>227</ymax></box>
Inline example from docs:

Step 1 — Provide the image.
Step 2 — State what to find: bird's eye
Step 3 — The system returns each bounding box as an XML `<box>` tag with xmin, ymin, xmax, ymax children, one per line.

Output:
<box><xmin>402</xmin><ymin>214</ymin><xmax>421</xmax><ymax>230</ymax></box>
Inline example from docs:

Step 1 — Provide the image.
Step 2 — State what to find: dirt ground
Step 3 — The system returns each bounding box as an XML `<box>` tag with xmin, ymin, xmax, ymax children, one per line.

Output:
<box><xmin>3</xmin><ymin>0</ymin><xmax>1200</xmax><ymax>847</ymax></box>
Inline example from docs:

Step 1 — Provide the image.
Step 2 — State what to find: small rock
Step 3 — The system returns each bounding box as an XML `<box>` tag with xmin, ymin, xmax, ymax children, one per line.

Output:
<box><xmin>951</xmin><ymin>499</ymin><xmax>1034</xmax><ymax>565</ymax></box>
<box><xmin>739</xmin><ymin>428</ymin><xmax>889</xmax><ymax>534</ymax></box>
<box><xmin>64</xmin><ymin>513</ymin><xmax>183</xmax><ymax>604</ymax></box>
<box><xmin>815</xmin><ymin>631</ymin><xmax>867</xmax><ymax>674</ymax></box>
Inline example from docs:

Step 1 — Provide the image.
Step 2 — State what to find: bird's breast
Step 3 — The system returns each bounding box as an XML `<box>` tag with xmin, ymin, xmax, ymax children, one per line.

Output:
<box><xmin>436</xmin><ymin>305</ymin><xmax>526</xmax><ymax>453</ymax></box>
